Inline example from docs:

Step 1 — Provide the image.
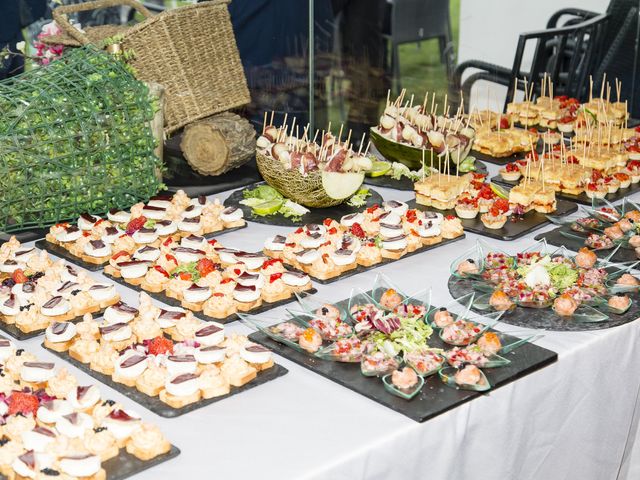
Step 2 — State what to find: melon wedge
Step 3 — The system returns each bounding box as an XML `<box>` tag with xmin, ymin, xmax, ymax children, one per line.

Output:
<box><xmin>322</xmin><ymin>171</ymin><xmax>365</xmax><ymax>200</ymax></box>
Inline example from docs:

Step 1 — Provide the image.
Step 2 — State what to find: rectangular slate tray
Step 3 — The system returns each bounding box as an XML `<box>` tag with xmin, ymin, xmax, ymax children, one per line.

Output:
<box><xmin>0</xmin><ymin>305</ymin><xmax>110</xmax><ymax>341</ymax></box>
<box><xmin>0</xmin><ymin>228</ymin><xmax>46</xmax><ymax>245</ymax></box>
<box><xmin>0</xmin><ymin>445</ymin><xmax>180</xmax><ymax>480</ymax></box>
<box><xmin>45</xmin><ymin>344</ymin><xmax>288</xmax><ymax>418</ymax></box>
<box><xmin>491</xmin><ymin>175</ymin><xmax>640</xmax><ymax>206</ymax></box>
<box><xmin>285</xmin><ymin>234</ymin><xmax>466</xmax><ymax>285</ymax></box>
<box><xmin>249</xmin><ymin>311</ymin><xmax>557</xmax><ymax>423</ymax></box>
<box><xmin>104</xmin><ymin>272</ymin><xmax>317</xmax><ymax>325</ymax></box>
<box><xmin>470</xmin><ymin>148</ymin><xmax>523</xmax><ymax>166</ymax></box>
<box><xmin>35</xmin><ymin>224</ymin><xmax>248</xmax><ymax>272</ymax></box>
<box><xmin>363</xmin><ymin>160</ymin><xmax>490</xmax><ymax>192</ymax></box>
<box><xmin>407</xmin><ymin>199</ymin><xmax>578</xmax><ymax>241</ymax></box>
<box><xmin>535</xmin><ymin>226</ymin><xmax>638</xmax><ymax>263</ymax></box>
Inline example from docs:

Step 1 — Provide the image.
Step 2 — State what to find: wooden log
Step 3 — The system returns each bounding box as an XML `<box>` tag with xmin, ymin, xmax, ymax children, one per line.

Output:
<box><xmin>180</xmin><ymin>112</ymin><xmax>256</xmax><ymax>176</ymax></box>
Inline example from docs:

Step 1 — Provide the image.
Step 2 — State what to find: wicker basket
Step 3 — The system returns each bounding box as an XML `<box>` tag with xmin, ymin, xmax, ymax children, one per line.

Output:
<box><xmin>51</xmin><ymin>0</ymin><xmax>250</xmax><ymax>134</ymax></box>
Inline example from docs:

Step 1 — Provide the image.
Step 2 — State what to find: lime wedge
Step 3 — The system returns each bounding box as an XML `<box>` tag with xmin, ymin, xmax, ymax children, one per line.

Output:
<box><xmin>367</xmin><ymin>160</ymin><xmax>392</xmax><ymax>177</ymax></box>
<box><xmin>252</xmin><ymin>199</ymin><xmax>284</xmax><ymax>215</ymax></box>
<box><xmin>490</xmin><ymin>183</ymin><xmax>509</xmax><ymax>199</ymax></box>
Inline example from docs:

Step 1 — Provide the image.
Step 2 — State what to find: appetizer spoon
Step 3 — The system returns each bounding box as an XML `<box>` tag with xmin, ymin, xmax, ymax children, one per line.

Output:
<box><xmin>382</xmin><ymin>369</ymin><xmax>425</xmax><ymax>400</ymax></box>
<box><xmin>438</xmin><ymin>366</ymin><xmax>491</xmax><ymax>392</ymax></box>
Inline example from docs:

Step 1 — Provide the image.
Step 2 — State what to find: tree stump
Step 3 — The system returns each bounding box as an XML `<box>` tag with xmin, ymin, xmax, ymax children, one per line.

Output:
<box><xmin>180</xmin><ymin>112</ymin><xmax>256</xmax><ymax>176</ymax></box>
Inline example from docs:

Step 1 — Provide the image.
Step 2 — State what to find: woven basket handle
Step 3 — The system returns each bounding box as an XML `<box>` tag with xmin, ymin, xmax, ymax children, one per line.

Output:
<box><xmin>53</xmin><ymin>0</ymin><xmax>153</xmax><ymax>45</ymax></box>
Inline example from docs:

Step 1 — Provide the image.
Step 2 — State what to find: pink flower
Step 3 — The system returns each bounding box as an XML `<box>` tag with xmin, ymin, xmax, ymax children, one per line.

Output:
<box><xmin>40</xmin><ymin>21</ymin><xmax>61</xmax><ymax>37</ymax></box>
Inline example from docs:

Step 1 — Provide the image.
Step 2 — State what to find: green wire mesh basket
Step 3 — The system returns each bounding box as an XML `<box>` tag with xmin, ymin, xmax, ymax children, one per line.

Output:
<box><xmin>0</xmin><ymin>45</ymin><xmax>163</xmax><ymax>233</ymax></box>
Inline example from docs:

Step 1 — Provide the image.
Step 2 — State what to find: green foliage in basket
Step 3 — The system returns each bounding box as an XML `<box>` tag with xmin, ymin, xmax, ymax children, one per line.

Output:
<box><xmin>0</xmin><ymin>45</ymin><xmax>163</xmax><ymax>232</ymax></box>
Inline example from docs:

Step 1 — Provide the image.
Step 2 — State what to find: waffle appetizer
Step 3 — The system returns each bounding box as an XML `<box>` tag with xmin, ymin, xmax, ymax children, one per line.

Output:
<box><xmin>263</xmin><ymin>200</ymin><xmax>464</xmax><ymax>280</ymax></box>
<box><xmin>0</xmin><ymin>238</ymin><xmax>120</xmax><ymax>334</ymax></box>
<box><xmin>370</xmin><ymin>89</ymin><xmax>476</xmax><ymax>169</ymax></box>
<box><xmin>46</xmin><ymin>190</ymin><xmax>245</xmax><ymax>266</ymax></box>
<box><xmin>104</xmin><ymin>235</ymin><xmax>312</xmax><ymax>319</ymax></box>
<box><xmin>472</xmin><ymin>127</ymin><xmax>539</xmax><ymax>158</ymax></box>
<box><xmin>499</xmin><ymin>121</ymin><xmax>638</xmax><ymax>199</ymax></box>
<box><xmin>256</xmin><ymin>113</ymin><xmax>371</xmax><ymax>208</ymax></box>
<box><xmin>43</xmin><ymin>292</ymin><xmax>275</xmax><ymax>409</ymax></box>
<box><xmin>505</xmin><ymin>76</ymin><xmax>629</xmax><ymax>133</ymax></box>
<box><xmin>0</xmin><ymin>340</ymin><xmax>172</xmax><ymax>478</ymax></box>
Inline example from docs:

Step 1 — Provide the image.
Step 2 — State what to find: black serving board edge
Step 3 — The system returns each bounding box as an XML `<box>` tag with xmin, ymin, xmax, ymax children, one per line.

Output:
<box><xmin>491</xmin><ymin>175</ymin><xmax>640</xmax><ymax>206</ymax></box>
<box><xmin>35</xmin><ymin>224</ymin><xmax>247</xmax><ymax>272</ymax></box>
<box><xmin>0</xmin><ymin>305</ymin><xmax>110</xmax><ymax>341</ymax></box>
<box><xmin>249</xmin><ymin>329</ymin><xmax>556</xmax><ymax>423</ymax></box>
<box><xmin>104</xmin><ymin>272</ymin><xmax>316</xmax><ymax>324</ymax></box>
<box><xmin>0</xmin><ymin>445</ymin><xmax>180</xmax><ymax>480</ymax></box>
<box><xmin>45</xmin><ymin>344</ymin><xmax>288</xmax><ymax>418</ymax></box>
<box><xmin>534</xmin><ymin>227</ymin><xmax>638</xmax><ymax>263</ymax></box>
<box><xmin>223</xmin><ymin>182</ymin><xmax>384</xmax><ymax>228</ymax></box>
<box><xmin>363</xmin><ymin>160</ymin><xmax>489</xmax><ymax>191</ymax></box>
<box><xmin>448</xmin><ymin>275</ymin><xmax>640</xmax><ymax>331</ymax></box>
<box><xmin>303</xmin><ymin>234</ymin><xmax>465</xmax><ymax>285</ymax></box>
<box><xmin>408</xmin><ymin>199</ymin><xmax>577</xmax><ymax>241</ymax></box>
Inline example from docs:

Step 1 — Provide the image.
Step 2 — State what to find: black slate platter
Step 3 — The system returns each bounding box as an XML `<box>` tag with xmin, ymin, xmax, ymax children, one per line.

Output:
<box><xmin>104</xmin><ymin>272</ymin><xmax>317</xmax><ymax>324</ymax></box>
<box><xmin>491</xmin><ymin>174</ymin><xmax>640</xmax><ymax>206</ymax></box>
<box><xmin>34</xmin><ymin>225</ymin><xmax>247</xmax><ymax>272</ymax></box>
<box><xmin>470</xmin><ymin>136</ymin><xmax>544</xmax><ymax>166</ymax></box>
<box><xmin>470</xmin><ymin>149</ymin><xmax>525</xmax><ymax>166</ymax></box>
<box><xmin>448</xmin><ymin>276</ymin><xmax>640</xmax><ymax>331</ymax></box>
<box><xmin>44</xmin><ymin>344</ymin><xmax>288</xmax><ymax>418</ymax></box>
<box><xmin>363</xmin><ymin>160</ymin><xmax>488</xmax><ymax>191</ymax></box>
<box><xmin>534</xmin><ymin>227</ymin><xmax>638</xmax><ymax>263</ymax></box>
<box><xmin>407</xmin><ymin>199</ymin><xmax>578</xmax><ymax>241</ymax></box>
<box><xmin>103</xmin><ymin>445</ymin><xmax>180</xmax><ymax>480</ymax></box>
<box><xmin>303</xmin><ymin>234</ymin><xmax>465</xmax><ymax>285</ymax></box>
<box><xmin>223</xmin><ymin>182</ymin><xmax>384</xmax><ymax>227</ymax></box>
<box><xmin>0</xmin><ymin>228</ymin><xmax>46</xmax><ymax>245</ymax></box>
<box><xmin>0</xmin><ymin>445</ymin><xmax>181</xmax><ymax>480</ymax></box>
<box><xmin>0</xmin><ymin>306</ymin><xmax>111</xmax><ymax>341</ymax></box>
<box><xmin>248</xmin><ymin>296</ymin><xmax>557</xmax><ymax>423</ymax></box>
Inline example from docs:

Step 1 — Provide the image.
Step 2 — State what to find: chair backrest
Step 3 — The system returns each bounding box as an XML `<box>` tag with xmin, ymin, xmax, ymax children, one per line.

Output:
<box><xmin>389</xmin><ymin>0</ymin><xmax>451</xmax><ymax>45</ymax></box>
<box><xmin>504</xmin><ymin>13</ymin><xmax>609</xmax><ymax>109</ymax></box>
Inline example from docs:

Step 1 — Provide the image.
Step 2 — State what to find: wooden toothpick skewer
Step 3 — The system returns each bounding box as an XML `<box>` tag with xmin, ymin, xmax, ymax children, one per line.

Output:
<box><xmin>357</xmin><ymin>133</ymin><xmax>366</xmax><ymax>156</ymax></box>
<box><xmin>262</xmin><ymin>112</ymin><xmax>267</xmax><ymax>134</ymax></box>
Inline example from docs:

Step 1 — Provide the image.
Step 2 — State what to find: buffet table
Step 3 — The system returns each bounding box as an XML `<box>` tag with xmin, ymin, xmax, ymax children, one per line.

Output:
<box><xmin>13</xmin><ymin>165</ymin><xmax>640</xmax><ymax>480</ymax></box>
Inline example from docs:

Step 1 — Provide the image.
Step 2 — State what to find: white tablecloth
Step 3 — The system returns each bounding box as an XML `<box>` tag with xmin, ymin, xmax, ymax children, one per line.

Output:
<box><xmin>15</xmin><ymin>162</ymin><xmax>640</xmax><ymax>480</ymax></box>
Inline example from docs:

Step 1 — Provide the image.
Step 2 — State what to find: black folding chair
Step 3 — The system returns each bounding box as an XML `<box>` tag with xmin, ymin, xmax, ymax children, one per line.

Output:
<box><xmin>450</xmin><ymin>13</ymin><xmax>609</xmax><ymax>113</ymax></box>
<box><xmin>383</xmin><ymin>0</ymin><xmax>453</xmax><ymax>93</ymax></box>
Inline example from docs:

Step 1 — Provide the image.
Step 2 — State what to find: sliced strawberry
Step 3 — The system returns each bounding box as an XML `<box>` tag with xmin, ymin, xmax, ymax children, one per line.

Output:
<box><xmin>8</xmin><ymin>392</ymin><xmax>39</xmax><ymax>416</ymax></box>
<box><xmin>350</xmin><ymin>222</ymin><xmax>365</xmax><ymax>238</ymax></box>
<box><xmin>147</xmin><ymin>336</ymin><xmax>174</xmax><ymax>356</ymax></box>
<box><xmin>196</xmin><ymin>258</ymin><xmax>216</xmax><ymax>277</ymax></box>
<box><xmin>125</xmin><ymin>216</ymin><xmax>147</xmax><ymax>235</ymax></box>
<box><xmin>12</xmin><ymin>269</ymin><xmax>28</xmax><ymax>284</ymax></box>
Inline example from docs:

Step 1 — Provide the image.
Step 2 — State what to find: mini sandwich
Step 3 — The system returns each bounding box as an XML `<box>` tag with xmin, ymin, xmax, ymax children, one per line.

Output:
<box><xmin>532</xmin><ymin>186</ymin><xmax>557</xmax><ymax>213</ymax></box>
<box><xmin>473</xmin><ymin>132</ymin><xmax>515</xmax><ymax>157</ymax></box>
<box><xmin>557</xmin><ymin>165</ymin><xmax>588</xmax><ymax>195</ymax></box>
<box><xmin>508</xmin><ymin>182</ymin><xmax>540</xmax><ymax>212</ymax></box>
<box><xmin>414</xmin><ymin>174</ymin><xmax>472</xmax><ymax>209</ymax></box>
